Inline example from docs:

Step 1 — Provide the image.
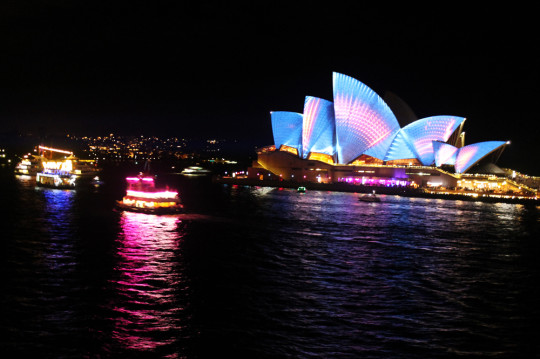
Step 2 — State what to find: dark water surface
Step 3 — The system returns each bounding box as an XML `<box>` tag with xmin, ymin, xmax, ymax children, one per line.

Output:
<box><xmin>1</xmin><ymin>168</ymin><xmax>539</xmax><ymax>358</ymax></box>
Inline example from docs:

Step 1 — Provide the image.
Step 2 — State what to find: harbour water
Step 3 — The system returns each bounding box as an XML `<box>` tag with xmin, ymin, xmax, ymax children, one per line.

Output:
<box><xmin>0</xmin><ymin>167</ymin><xmax>539</xmax><ymax>358</ymax></box>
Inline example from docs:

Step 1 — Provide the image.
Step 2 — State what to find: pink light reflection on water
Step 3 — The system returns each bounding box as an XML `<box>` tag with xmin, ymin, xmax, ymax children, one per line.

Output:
<box><xmin>110</xmin><ymin>211</ymin><xmax>188</xmax><ymax>355</ymax></box>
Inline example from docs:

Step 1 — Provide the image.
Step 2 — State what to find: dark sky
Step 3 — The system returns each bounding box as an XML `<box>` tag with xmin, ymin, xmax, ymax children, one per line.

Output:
<box><xmin>1</xmin><ymin>2</ymin><xmax>539</xmax><ymax>174</ymax></box>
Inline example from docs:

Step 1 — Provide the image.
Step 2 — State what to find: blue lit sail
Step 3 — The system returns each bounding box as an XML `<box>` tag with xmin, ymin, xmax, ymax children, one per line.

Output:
<box><xmin>267</xmin><ymin>73</ymin><xmax>507</xmax><ymax>174</ymax></box>
<box><xmin>302</xmin><ymin>96</ymin><xmax>336</xmax><ymax>159</ymax></box>
<box><xmin>384</xmin><ymin>129</ymin><xmax>416</xmax><ymax>161</ymax></box>
<box><xmin>270</xmin><ymin>111</ymin><xmax>303</xmax><ymax>154</ymax></box>
<box><xmin>399</xmin><ymin>116</ymin><xmax>465</xmax><ymax>166</ymax></box>
<box><xmin>433</xmin><ymin>141</ymin><xmax>458</xmax><ymax>167</ymax></box>
<box><xmin>454</xmin><ymin>141</ymin><xmax>507</xmax><ymax>173</ymax></box>
<box><xmin>332</xmin><ymin>72</ymin><xmax>400</xmax><ymax>163</ymax></box>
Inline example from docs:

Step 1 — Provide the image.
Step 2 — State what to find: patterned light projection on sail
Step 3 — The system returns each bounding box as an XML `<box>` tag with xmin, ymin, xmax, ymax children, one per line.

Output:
<box><xmin>454</xmin><ymin>141</ymin><xmax>506</xmax><ymax>173</ymax></box>
<box><xmin>400</xmin><ymin>116</ymin><xmax>465</xmax><ymax>166</ymax></box>
<box><xmin>432</xmin><ymin>141</ymin><xmax>458</xmax><ymax>167</ymax></box>
<box><xmin>271</xmin><ymin>111</ymin><xmax>303</xmax><ymax>155</ymax></box>
<box><xmin>332</xmin><ymin>72</ymin><xmax>400</xmax><ymax>163</ymax></box>
<box><xmin>301</xmin><ymin>96</ymin><xmax>336</xmax><ymax>159</ymax></box>
<box><xmin>384</xmin><ymin>130</ymin><xmax>416</xmax><ymax>161</ymax></box>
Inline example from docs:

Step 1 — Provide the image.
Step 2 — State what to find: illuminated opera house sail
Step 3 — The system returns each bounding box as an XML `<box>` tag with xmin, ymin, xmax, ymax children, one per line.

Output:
<box><xmin>255</xmin><ymin>72</ymin><xmax>510</xmax><ymax>187</ymax></box>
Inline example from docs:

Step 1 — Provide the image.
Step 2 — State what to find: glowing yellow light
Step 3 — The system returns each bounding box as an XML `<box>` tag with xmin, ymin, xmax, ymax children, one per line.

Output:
<box><xmin>307</xmin><ymin>152</ymin><xmax>334</xmax><ymax>164</ymax></box>
<box><xmin>280</xmin><ymin>145</ymin><xmax>298</xmax><ymax>155</ymax></box>
<box><xmin>43</xmin><ymin>160</ymin><xmax>72</xmax><ymax>171</ymax></box>
<box><xmin>38</xmin><ymin>145</ymin><xmax>73</xmax><ymax>155</ymax></box>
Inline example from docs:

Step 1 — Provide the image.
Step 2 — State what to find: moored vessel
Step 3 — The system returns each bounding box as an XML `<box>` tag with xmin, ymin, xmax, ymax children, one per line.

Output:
<box><xmin>358</xmin><ymin>191</ymin><xmax>381</xmax><ymax>202</ymax></box>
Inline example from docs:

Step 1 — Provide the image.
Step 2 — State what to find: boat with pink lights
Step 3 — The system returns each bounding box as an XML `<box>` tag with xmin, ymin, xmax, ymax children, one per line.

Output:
<box><xmin>116</xmin><ymin>174</ymin><xmax>183</xmax><ymax>214</ymax></box>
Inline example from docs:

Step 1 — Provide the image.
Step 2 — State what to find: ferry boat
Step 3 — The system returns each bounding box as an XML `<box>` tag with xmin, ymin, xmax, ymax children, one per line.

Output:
<box><xmin>116</xmin><ymin>174</ymin><xmax>183</xmax><ymax>214</ymax></box>
<box><xmin>36</xmin><ymin>158</ymin><xmax>77</xmax><ymax>188</ymax></box>
<box><xmin>71</xmin><ymin>158</ymin><xmax>100</xmax><ymax>177</ymax></box>
<box><xmin>15</xmin><ymin>154</ymin><xmax>44</xmax><ymax>175</ymax></box>
<box><xmin>18</xmin><ymin>145</ymin><xmax>99</xmax><ymax>188</ymax></box>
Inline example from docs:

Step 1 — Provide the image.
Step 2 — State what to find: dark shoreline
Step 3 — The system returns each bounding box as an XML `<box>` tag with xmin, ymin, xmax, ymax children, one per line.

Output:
<box><xmin>214</xmin><ymin>177</ymin><xmax>539</xmax><ymax>206</ymax></box>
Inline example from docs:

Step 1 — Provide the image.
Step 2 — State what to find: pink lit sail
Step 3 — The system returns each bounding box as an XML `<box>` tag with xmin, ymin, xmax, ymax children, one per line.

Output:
<box><xmin>301</xmin><ymin>96</ymin><xmax>337</xmax><ymax>159</ymax></box>
<box><xmin>398</xmin><ymin>116</ymin><xmax>464</xmax><ymax>166</ymax></box>
<box><xmin>454</xmin><ymin>141</ymin><xmax>506</xmax><ymax>173</ymax></box>
<box><xmin>455</xmin><ymin>147</ymin><xmax>476</xmax><ymax>173</ymax></box>
<box><xmin>433</xmin><ymin>141</ymin><xmax>458</xmax><ymax>166</ymax></box>
<box><xmin>302</xmin><ymin>97</ymin><xmax>320</xmax><ymax>157</ymax></box>
<box><xmin>333</xmin><ymin>72</ymin><xmax>400</xmax><ymax>163</ymax></box>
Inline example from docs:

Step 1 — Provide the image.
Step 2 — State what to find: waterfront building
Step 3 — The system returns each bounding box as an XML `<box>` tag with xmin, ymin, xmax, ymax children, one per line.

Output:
<box><xmin>249</xmin><ymin>73</ymin><xmax>529</xmax><ymax>194</ymax></box>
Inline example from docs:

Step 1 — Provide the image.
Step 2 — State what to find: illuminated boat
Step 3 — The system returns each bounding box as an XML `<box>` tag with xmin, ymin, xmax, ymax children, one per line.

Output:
<box><xmin>297</xmin><ymin>186</ymin><xmax>306</xmax><ymax>193</ymax></box>
<box><xmin>21</xmin><ymin>145</ymin><xmax>98</xmax><ymax>188</ymax></box>
<box><xmin>71</xmin><ymin>158</ymin><xmax>99</xmax><ymax>177</ymax></box>
<box><xmin>116</xmin><ymin>174</ymin><xmax>183</xmax><ymax>214</ymax></box>
<box><xmin>180</xmin><ymin>166</ymin><xmax>211</xmax><ymax>176</ymax></box>
<box><xmin>36</xmin><ymin>158</ymin><xmax>77</xmax><ymax>188</ymax></box>
<box><xmin>15</xmin><ymin>154</ymin><xmax>44</xmax><ymax>175</ymax></box>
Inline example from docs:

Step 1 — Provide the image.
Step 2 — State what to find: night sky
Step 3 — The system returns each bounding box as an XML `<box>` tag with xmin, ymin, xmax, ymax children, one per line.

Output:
<box><xmin>1</xmin><ymin>2</ymin><xmax>539</xmax><ymax>174</ymax></box>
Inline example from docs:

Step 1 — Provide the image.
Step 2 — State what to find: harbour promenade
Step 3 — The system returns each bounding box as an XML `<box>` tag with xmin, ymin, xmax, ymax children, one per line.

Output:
<box><xmin>214</xmin><ymin>176</ymin><xmax>539</xmax><ymax>205</ymax></box>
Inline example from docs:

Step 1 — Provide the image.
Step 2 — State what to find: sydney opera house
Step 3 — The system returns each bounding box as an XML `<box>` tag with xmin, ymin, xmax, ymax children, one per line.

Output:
<box><xmin>249</xmin><ymin>72</ymin><xmax>513</xmax><ymax>191</ymax></box>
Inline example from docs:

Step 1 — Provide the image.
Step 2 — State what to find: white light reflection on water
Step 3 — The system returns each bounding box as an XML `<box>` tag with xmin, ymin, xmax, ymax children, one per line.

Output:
<box><xmin>109</xmin><ymin>212</ymin><xmax>188</xmax><ymax>356</ymax></box>
<box><xmin>13</xmin><ymin>187</ymin><xmax>86</xmax><ymax>355</ymax></box>
<box><xmin>207</xmin><ymin>188</ymin><xmax>539</xmax><ymax>357</ymax></box>
<box><xmin>36</xmin><ymin>189</ymin><xmax>79</xmax><ymax>294</ymax></box>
